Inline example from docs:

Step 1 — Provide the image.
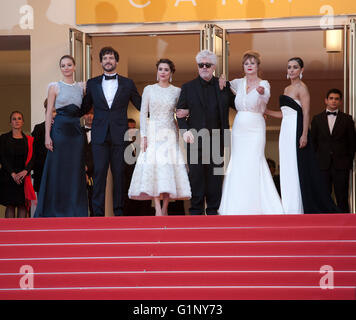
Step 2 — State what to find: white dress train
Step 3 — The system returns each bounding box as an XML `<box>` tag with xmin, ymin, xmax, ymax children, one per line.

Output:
<box><xmin>218</xmin><ymin>78</ymin><xmax>284</xmax><ymax>215</ymax></box>
<box><xmin>279</xmin><ymin>101</ymin><xmax>304</xmax><ymax>214</ymax></box>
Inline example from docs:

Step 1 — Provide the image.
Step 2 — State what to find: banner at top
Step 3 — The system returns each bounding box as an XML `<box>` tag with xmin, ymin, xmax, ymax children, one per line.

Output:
<box><xmin>76</xmin><ymin>0</ymin><xmax>356</xmax><ymax>25</ymax></box>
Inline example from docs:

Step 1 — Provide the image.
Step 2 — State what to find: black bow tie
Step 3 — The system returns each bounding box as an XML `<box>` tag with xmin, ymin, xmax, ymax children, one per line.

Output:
<box><xmin>104</xmin><ymin>74</ymin><xmax>117</xmax><ymax>80</ymax></box>
<box><xmin>326</xmin><ymin>111</ymin><xmax>337</xmax><ymax>116</ymax></box>
<box><xmin>84</xmin><ymin>127</ymin><xmax>91</xmax><ymax>132</ymax></box>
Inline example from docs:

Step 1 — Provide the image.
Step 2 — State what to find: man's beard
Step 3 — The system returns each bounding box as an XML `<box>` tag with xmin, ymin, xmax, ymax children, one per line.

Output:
<box><xmin>103</xmin><ymin>64</ymin><xmax>115</xmax><ymax>72</ymax></box>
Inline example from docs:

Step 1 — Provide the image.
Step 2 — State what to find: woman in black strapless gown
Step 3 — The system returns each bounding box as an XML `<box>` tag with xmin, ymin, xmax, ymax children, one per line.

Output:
<box><xmin>266</xmin><ymin>57</ymin><xmax>340</xmax><ymax>214</ymax></box>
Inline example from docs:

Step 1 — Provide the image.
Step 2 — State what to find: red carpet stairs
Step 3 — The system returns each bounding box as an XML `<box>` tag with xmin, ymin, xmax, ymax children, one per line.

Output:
<box><xmin>0</xmin><ymin>214</ymin><xmax>355</xmax><ymax>299</ymax></box>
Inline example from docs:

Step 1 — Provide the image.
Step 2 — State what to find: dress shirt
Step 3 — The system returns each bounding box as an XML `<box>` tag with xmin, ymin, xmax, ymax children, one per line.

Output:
<box><xmin>326</xmin><ymin>109</ymin><xmax>338</xmax><ymax>134</ymax></box>
<box><xmin>102</xmin><ymin>73</ymin><xmax>118</xmax><ymax>109</ymax></box>
<box><xmin>84</xmin><ymin>125</ymin><xmax>91</xmax><ymax>143</ymax></box>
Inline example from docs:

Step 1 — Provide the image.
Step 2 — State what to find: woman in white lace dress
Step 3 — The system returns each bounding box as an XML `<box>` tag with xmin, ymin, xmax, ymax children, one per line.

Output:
<box><xmin>218</xmin><ymin>51</ymin><xmax>284</xmax><ymax>215</ymax></box>
<box><xmin>128</xmin><ymin>59</ymin><xmax>191</xmax><ymax>216</ymax></box>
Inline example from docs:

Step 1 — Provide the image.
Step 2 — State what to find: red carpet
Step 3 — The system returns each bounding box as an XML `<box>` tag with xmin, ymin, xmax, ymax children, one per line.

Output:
<box><xmin>0</xmin><ymin>214</ymin><xmax>355</xmax><ymax>300</ymax></box>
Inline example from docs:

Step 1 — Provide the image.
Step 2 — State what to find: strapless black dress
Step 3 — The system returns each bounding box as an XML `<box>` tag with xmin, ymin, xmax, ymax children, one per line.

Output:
<box><xmin>279</xmin><ymin>95</ymin><xmax>341</xmax><ymax>214</ymax></box>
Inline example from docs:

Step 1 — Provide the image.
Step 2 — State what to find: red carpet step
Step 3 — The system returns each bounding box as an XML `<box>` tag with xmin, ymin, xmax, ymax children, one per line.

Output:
<box><xmin>0</xmin><ymin>214</ymin><xmax>355</xmax><ymax>300</ymax></box>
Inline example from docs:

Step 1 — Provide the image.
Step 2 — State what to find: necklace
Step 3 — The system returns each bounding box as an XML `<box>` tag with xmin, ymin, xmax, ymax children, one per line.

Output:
<box><xmin>61</xmin><ymin>80</ymin><xmax>76</xmax><ymax>86</ymax></box>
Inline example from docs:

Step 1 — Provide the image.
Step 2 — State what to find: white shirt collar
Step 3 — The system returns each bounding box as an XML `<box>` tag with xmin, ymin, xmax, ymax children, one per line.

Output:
<box><xmin>103</xmin><ymin>73</ymin><xmax>117</xmax><ymax>77</ymax></box>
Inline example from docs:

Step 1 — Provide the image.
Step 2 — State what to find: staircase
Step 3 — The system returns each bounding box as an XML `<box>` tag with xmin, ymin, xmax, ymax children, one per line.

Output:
<box><xmin>0</xmin><ymin>214</ymin><xmax>355</xmax><ymax>300</ymax></box>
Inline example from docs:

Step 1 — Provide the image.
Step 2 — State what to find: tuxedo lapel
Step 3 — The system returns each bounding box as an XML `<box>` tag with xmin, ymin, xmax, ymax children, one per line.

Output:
<box><xmin>331</xmin><ymin>111</ymin><xmax>344</xmax><ymax>136</ymax></box>
<box><xmin>95</xmin><ymin>76</ymin><xmax>109</xmax><ymax>109</ymax></box>
<box><xmin>320</xmin><ymin>111</ymin><xmax>332</xmax><ymax>136</ymax></box>
<box><xmin>111</xmin><ymin>75</ymin><xmax>124</xmax><ymax>108</ymax></box>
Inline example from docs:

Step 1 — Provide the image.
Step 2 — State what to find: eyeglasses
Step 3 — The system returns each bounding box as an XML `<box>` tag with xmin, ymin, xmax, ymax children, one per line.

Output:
<box><xmin>198</xmin><ymin>63</ymin><xmax>213</xmax><ymax>69</ymax></box>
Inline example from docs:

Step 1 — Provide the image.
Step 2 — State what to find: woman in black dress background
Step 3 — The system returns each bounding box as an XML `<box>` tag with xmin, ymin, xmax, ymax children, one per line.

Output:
<box><xmin>0</xmin><ymin>111</ymin><xmax>36</xmax><ymax>218</ymax></box>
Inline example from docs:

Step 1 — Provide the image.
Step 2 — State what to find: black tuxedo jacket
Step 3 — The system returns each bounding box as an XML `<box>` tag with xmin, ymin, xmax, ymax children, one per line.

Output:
<box><xmin>81</xmin><ymin>74</ymin><xmax>141</xmax><ymax>145</ymax></box>
<box><xmin>311</xmin><ymin>110</ymin><xmax>356</xmax><ymax>170</ymax></box>
<box><xmin>176</xmin><ymin>76</ymin><xmax>235</xmax><ymax>133</ymax></box>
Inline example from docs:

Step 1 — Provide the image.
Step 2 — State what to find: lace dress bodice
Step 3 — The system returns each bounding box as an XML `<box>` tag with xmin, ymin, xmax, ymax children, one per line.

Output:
<box><xmin>230</xmin><ymin>78</ymin><xmax>270</xmax><ymax>113</ymax></box>
<box><xmin>140</xmin><ymin>84</ymin><xmax>181</xmax><ymax>137</ymax></box>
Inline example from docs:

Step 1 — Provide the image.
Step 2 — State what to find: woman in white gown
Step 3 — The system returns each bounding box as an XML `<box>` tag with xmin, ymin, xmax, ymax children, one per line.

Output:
<box><xmin>218</xmin><ymin>51</ymin><xmax>284</xmax><ymax>215</ymax></box>
<box><xmin>128</xmin><ymin>59</ymin><xmax>191</xmax><ymax>216</ymax></box>
<box><xmin>265</xmin><ymin>57</ymin><xmax>339</xmax><ymax>214</ymax></box>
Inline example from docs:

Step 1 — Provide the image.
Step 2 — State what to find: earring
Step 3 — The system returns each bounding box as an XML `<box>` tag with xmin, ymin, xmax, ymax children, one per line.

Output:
<box><xmin>299</xmin><ymin>72</ymin><xmax>303</xmax><ymax>79</ymax></box>
<box><xmin>287</xmin><ymin>74</ymin><xmax>290</xmax><ymax>80</ymax></box>
<box><xmin>157</xmin><ymin>73</ymin><xmax>159</xmax><ymax>82</ymax></box>
<box><xmin>169</xmin><ymin>75</ymin><xmax>172</xmax><ymax>83</ymax></box>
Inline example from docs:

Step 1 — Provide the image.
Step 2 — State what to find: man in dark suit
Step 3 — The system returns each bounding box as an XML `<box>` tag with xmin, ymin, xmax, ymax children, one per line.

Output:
<box><xmin>82</xmin><ymin>47</ymin><xmax>141</xmax><ymax>216</ymax></box>
<box><xmin>31</xmin><ymin>99</ymin><xmax>56</xmax><ymax>194</ymax></box>
<box><xmin>311</xmin><ymin>88</ymin><xmax>356</xmax><ymax>213</ymax></box>
<box><xmin>82</xmin><ymin>108</ymin><xmax>94</xmax><ymax>216</ymax></box>
<box><xmin>267</xmin><ymin>158</ymin><xmax>281</xmax><ymax>196</ymax></box>
<box><xmin>123</xmin><ymin>118</ymin><xmax>138</xmax><ymax>216</ymax></box>
<box><xmin>123</xmin><ymin>119</ymin><xmax>154</xmax><ymax>216</ymax></box>
<box><xmin>176</xmin><ymin>50</ymin><xmax>234</xmax><ymax>215</ymax></box>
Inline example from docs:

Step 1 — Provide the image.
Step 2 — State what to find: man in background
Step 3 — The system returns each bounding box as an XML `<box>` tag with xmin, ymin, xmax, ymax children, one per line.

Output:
<box><xmin>267</xmin><ymin>158</ymin><xmax>281</xmax><ymax>196</ymax></box>
<box><xmin>31</xmin><ymin>98</ymin><xmax>56</xmax><ymax>194</ymax></box>
<box><xmin>311</xmin><ymin>89</ymin><xmax>356</xmax><ymax>213</ymax></box>
<box><xmin>124</xmin><ymin>118</ymin><xmax>154</xmax><ymax>216</ymax></box>
<box><xmin>82</xmin><ymin>108</ymin><xmax>94</xmax><ymax>216</ymax></box>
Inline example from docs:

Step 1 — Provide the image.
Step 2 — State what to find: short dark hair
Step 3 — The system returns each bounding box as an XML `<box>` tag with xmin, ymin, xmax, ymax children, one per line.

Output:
<box><xmin>288</xmin><ymin>57</ymin><xmax>304</xmax><ymax>68</ymax></box>
<box><xmin>128</xmin><ymin>118</ymin><xmax>136</xmax><ymax>124</ymax></box>
<box><xmin>9</xmin><ymin>111</ymin><xmax>24</xmax><ymax>122</ymax></box>
<box><xmin>59</xmin><ymin>55</ymin><xmax>76</xmax><ymax>67</ymax></box>
<box><xmin>156</xmin><ymin>58</ymin><xmax>176</xmax><ymax>74</ymax></box>
<box><xmin>99</xmin><ymin>47</ymin><xmax>119</xmax><ymax>62</ymax></box>
<box><xmin>326</xmin><ymin>88</ymin><xmax>343</xmax><ymax>100</ymax></box>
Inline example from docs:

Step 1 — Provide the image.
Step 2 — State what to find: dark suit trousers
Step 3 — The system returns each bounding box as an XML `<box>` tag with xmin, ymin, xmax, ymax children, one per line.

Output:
<box><xmin>92</xmin><ymin>136</ymin><xmax>125</xmax><ymax>216</ymax></box>
<box><xmin>321</xmin><ymin>166</ymin><xmax>350</xmax><ymax>213</ymax></box>
<box><xmin>187</xmin><ymin>146</ymin><xmax>223</xmax><ymax>215</ymax></box>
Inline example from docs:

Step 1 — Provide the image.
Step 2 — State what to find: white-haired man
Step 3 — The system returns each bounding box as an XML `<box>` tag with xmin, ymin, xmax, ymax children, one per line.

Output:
<box><xmin>176</xmin><ymin>50</ymin><xmax>235</xmax><ymax>215</ymax></box>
